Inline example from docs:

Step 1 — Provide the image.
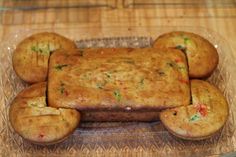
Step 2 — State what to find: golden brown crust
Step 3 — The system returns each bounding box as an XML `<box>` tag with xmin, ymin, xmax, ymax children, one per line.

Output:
<box><xmin>48</xmin><ymin>48</ymin><xmax>190</xmax><ymax>111</ymax></box>
<box><xmin>16</xmin><ymin>82</ymin><xmax>46</xmax><ymax>98</ymax></box>
<box><xmin>82</xmin><ymin>111</ymin><xmax>159</xmax><ymax>122</ymax></box>
<box><xmin>9</xmin><ymin>82</ymin><xmax>80</xmax><ymax>145</ymax></box>
<box><xmin>12</xmin><ymin>32</ymin><xmax>77</xmax><ymax>83</ymax></box>
<box><xmin>153</xmin><ymin>31</ymin><xmax>219</xmax><ymax>78</ymax></box>
<box><xmin>160</xmin><ymin>80</ymin><xmax>229</xmax><ymax>140</ymax></box>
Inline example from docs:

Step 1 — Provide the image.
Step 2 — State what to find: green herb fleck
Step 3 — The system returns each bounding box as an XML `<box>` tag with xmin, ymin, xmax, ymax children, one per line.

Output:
<box><xmin>184</xmin><ymin>37</ymin><xmax>190</xmax><ymax>45</ymax></box>
<box><xmin>156</xmin><ymin>69</ymin><xmax>165</xmax><ymax>76</ymax></box>
<box><xmin>96</xmin><ymin>84</ymin><xmax>103</xmax><ymax>89</ymax></box>
<box><xmin>167</xmin><ymin>62</ymin><xmax>175</xmax><ymax>67</ymax></box>
<box><xmin>189</xmin><ymin>114</ymin><xmax>200</xmax><ymax>122</ymax></box>
<box><xmin>31</xmin><ymin>43</ymin><xmax>51</xmax><ymax>55</ymax></box>
<box><xmin>47</xmin><ymin>42</ymin><xmax>50</xmax><ymax>51</ymax></box>
<box><xmin>178</xmin><ymin>66</ymin><xmax>186</xmax><ymax>71</ymax></box>
<box><xmin>31</xmin><ymin>45</ymin><xmax>39</xmax><ymax>52</ymax></box>
<box><xmin>114</xmin><ymin>89</ymin><xmax>121</xmax><ymax>102</ymax></box>
<box><xmin>60</xmin><ymin>87</ymin><xmax>64</xmax><ymax>94</ymax></box>
<box><xmin>159</xmin><ymin>71</ymin><xmax>165</xmax><ymax>76</ymax></box>
<box><xmin>39</xmin><ymin>48</ymin><xmax>43</xmax><ymax>53</ymax></box>
<box><xmin>105</xmin><ymin>72</ymin><xmax>112</xmax><ymax>78</ymax></box>
<box><xmin>175</xmin><ymin>45</ymin><xmax>186</xmax><ymax>51</ymax></box>
<box><xmin>140</xmin><ymin>78</ymin><xmax>144</xmax><ymax>85</ymax></box>
<box><xmin>59</xmin><ymin>82</ymin><xmax>65</xmax><ymax>94</ymax></box>
<box><xmin>205</xmin><ymin>89</ymin><xmax>210</xmax><ymax>93</ymax></box>
<box><xmin>54</xmin><ymin>64</ymin><xmax>68</xmax><ymax>71</ymax></box>
<box><xmin>29</xmin><ymin>103</ymin><xmax>38</xmax><ymax>107</ymax></box>
<box><xmin>96</xmin><ymin>81</ymin><xmax>107</xmax><ymax>89</ymax></box>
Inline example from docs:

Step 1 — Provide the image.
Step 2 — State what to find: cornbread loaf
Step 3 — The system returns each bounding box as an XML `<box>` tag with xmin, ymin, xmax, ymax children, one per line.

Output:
<box><xmin>12</xmin><ymin>32</ymin><xmax>77</xmax><ymax>83</ymax></box>
<box><xmin>153</xmin><ymin>31</ymin><xmax>219</xmax><ymax>78</ymax></box>
<box><xmin>160</xmin><ymin>80</ymin><xmax>229</xmax><ymax>140</ymax></box>
<box><xmin>9</xmin><ymin>82</ymin><xmax>80</xmax><ymax>145</ymax></box>
<box><xmin>48</xmin><ymin>48</ymin><xmax>190</xmax><ymax>111</ymax></box>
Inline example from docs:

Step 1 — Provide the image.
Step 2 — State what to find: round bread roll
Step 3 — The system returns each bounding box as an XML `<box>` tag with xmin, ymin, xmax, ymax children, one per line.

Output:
<box><xmin>153</xmin><ymin>31</ymin><xmax>219</xmax><ymax>78</ymax></box>
<box><xmin>9</xmin><ymin>82</ymin><xmax>80</xmax><ymax>145</ymax></box>
<box><xmin>13</xmin><ymin>32</ymin><xmax>77</xmax><ymax>83</ymax></box>
<box><xmin>160</xmin><ymin>80</ymin><xmax>229</xmax><ymax>140</ymax></box>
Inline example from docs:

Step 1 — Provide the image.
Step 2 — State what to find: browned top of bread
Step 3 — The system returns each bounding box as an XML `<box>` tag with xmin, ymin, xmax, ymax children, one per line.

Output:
<box><xmin>153</xmin><ymin>31</ymin><xmax>219</xmax><ymax>78</ymax></box>
<box><xmin>16</xmin><ymin>82</ymin><xmax>46</xmax><ymax>98</ymax></box>
<box><xmin>12</xmin><ymin>32</ymin><xmax>77</xmax><ymax>84</ymax></box>
<box><xmin>48</xmin><ymin>48</ymin><xmax>190</xmax><ymax>111</ymax></box>
<box><xmin>9</xmin><ymin>82</ymin><xmax>80</xmax><ymax>145</ymax></box>
<box><xmin>160</xmin><ymin>80</ymin><xmax>229</xmax><ymax>140</ymax></box>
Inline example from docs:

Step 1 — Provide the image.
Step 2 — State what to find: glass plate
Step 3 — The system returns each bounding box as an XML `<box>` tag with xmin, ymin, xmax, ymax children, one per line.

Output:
<box><xmin>0</xmin><ymin>26</ymin><xmax>235</xmax><ymax>156</ymax></box>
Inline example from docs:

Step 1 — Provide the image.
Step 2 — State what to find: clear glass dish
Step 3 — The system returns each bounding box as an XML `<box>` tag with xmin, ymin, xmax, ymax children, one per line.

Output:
<box><xmin>0</xmin><ymin>26</ymin><xmax>235</xmax><ymax>156</ymax></box>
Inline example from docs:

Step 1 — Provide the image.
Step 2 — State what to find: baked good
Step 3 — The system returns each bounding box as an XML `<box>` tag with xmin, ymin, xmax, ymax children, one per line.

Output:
<box><xmin>12</xmin><ymin>32</ymin><xmax>77</xmax><ymax>83</ymax></box>
<box><xmin>48</xmin><ymin>48</ymin><xmax>190</xmax><ymax>111</ymax></box>
<box><xmin>153</xmin><ymin>31</ymin><xmax>219</xmax><ymax>78</ymax></box>
<box><xmin>9</xmin><ymin>82</ymin><xmax>80</xmax><ymax>145</ymax></box>
<box><xmin>82</xmin><ymin>111</ymin><xmax>159</xmax><ymax>122</ymax></box>
<box><xmin>160</xmin><ymin>80</ymin><xmax>229</xmax><ymax>140</ymax></box>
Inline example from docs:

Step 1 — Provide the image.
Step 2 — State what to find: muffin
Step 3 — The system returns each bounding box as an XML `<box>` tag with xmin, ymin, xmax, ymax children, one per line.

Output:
<box><xmin>9</xmin><ymin>82</ymin><xmax>80</xmax><ymax>145</ymax></box>
<box><xmin>153</xmin><ymin>31</ymin><xmax>219</xmax><ymax>78</ymax></box>
<box><xmin>12</xmin><ymin>32</ymin><xmax>77</xmax><ymax>83</ymax></box>
<box><xmin>160</xmin><ymin>80</ymin><xmax>229</xmax><ymax>140</ymax></box>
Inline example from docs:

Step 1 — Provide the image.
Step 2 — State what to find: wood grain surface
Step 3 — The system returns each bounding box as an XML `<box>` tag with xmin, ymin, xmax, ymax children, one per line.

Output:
<box><xmin>0</xmin><ymin>0</ymin><xmax>236</xmax><ymax>58</ymax></box>
<box><xmin>0</xmin><ymin>0</ymin><xmax>236</xmax><ymax>156</ymax></box>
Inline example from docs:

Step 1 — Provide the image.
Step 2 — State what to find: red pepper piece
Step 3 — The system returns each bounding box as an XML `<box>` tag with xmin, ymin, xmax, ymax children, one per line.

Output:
<box><xmin>179</xmin><ymin>79</ymin><xmax>189</xmax><ymax>84</ymax></box>
<box><xmin>175</xmin><ymin>58</ymin><xmax>183</xmax><ymax>63</ymax></box>
<box><xmin>197</xmin><ymin>104</ymin><xmax>208</xmax><ymax>117</ymax></box>
<box><xmin>38</xmin><ymin>133</ymin><xmax>44</xmax><ymax>139</ymax></box>
<box><xmin>64</xmin><ymin>90</ymin><xmax>69</xmax><ymax>96</ymax></box>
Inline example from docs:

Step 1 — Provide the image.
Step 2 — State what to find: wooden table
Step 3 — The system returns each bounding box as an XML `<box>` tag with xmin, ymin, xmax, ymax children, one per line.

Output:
<box><xmin>0</xmin><ymin>0</ymin><xmax>236</xmax><ymax>156</ymax></box>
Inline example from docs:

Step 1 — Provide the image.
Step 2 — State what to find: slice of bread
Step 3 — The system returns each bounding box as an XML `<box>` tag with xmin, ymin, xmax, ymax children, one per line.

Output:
<box><xmin>153</xmin><ymin>31</ymin><xmax>219</xmax><ymax>78</ymax></box>
<box><xmin>13</xmin><ymin>32</ymin><xmax>77</xmax><ymax>83</ymax></box>
<box><xmin>9</xmin><ymin>82</ymin><xmax>80</xmax><ymax>145</ymax></box>
<box><xmin>160</xmin><ymin>80</ymin><xmax>229</xmax><ymax>140</ymax></box>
